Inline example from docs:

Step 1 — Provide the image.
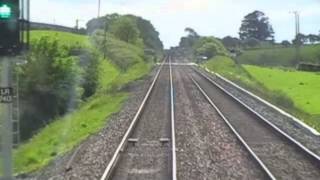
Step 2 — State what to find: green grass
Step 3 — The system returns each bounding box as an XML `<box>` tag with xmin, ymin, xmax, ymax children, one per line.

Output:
<box><xmin>203</xmin><ymin>56</ymin><xmax>259</xmax><ymax>88</ymax></box>
<box><xmin>244</xmin><ymin>65</ymin><xmax>320</xmax><ymax>115</ymax></box>
<box><xmin>11</xmin><ymin>30</ymin><xmax>153</xmax><ymax>174</ymax></box>
<box><xmin>238</xmin><ymin>45</ymin><xmax>320</xmax><ymax>67</ymax></box>
<box><xmin>14</xmin><ymin>93</ymin><xmax>126</xmax><ymax>174</ymax></box>
<box><xmin>30</xmin><ymin>30</ymin><xmax>90</xmax><ymax>48</ymax></box>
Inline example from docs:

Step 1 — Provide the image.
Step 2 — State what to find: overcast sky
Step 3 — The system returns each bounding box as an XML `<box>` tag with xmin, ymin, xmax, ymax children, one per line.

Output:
<box><xmin>31</xmin><ymin>0</ymin><xmax>320</xmax><ymax>48</ymax></box>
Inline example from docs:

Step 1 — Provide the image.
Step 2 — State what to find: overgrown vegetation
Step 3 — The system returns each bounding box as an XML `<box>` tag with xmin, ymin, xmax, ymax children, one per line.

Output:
<box><xmin>14</xmin><ymin>19</ymin><xmax>159</xmax><ymax>174</ymax></box>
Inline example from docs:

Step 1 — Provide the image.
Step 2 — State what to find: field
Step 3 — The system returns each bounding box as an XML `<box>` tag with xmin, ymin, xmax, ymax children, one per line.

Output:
<box><xmin>12</xmin><ymin>30</ymin><xmax>153</xmax><ymax>174</ymax></box>
<box><xmin>244</xmin><ymin>65</ymin><xmax>320</xmax><ymax>115</ymax></box>
<box><xmin>203</xmin><ymin>56</ymin><xmax>320</xmax><ymax>132</ymax></box>
<box><xmin>238</xmin><ymin>45</ymin><xmax>320</xmax><ymax>67</ymax></box>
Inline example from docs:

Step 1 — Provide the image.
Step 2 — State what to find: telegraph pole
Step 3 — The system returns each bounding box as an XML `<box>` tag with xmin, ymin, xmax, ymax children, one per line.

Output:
<box><xmin>292</xmin><ymin>11</ymin><xmax>300</xmax><ymax>36</ymax></box>
<box><xmin>291</xmin><ymin>11</ymin><xmax>301</xmax><ymax>64</ymax></box>
<box><xmin>98</xmin><ymin>0</ymin><xmax>101</xmax><ymax>17</ymax></box>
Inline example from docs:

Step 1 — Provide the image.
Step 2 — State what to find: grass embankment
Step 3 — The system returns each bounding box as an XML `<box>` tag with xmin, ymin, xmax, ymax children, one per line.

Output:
<box><xmin>238</xmin><ymin>45</ymin><xmax>320</xmax><ymax>67</ymax></box>
<box><xmin>203</xmin><ymin>56</ymin><xmax>320</xmax><ymax>132</ymax></box>
<box><xmin>13</xmin><ymin>30</ymin><xmax>152</xmax><ymax>174</ymax></box>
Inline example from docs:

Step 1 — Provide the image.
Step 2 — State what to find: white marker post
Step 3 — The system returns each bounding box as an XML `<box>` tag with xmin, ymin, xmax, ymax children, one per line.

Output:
<box><xmin>1</xmin><ymin>57</ymin><xmax>14</xmax><ymax>180</ymax></box>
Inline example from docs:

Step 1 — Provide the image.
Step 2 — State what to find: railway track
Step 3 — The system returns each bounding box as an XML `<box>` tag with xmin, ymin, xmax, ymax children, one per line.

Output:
<box><xmin>100</xmin><ymin>56</ymin><xmax>177</xmax><ymax>180</ymax></box>
<box><xmin>189</xmin><ymin>66</ymin><xmax>320</xmax><ymax>179</ymax></box>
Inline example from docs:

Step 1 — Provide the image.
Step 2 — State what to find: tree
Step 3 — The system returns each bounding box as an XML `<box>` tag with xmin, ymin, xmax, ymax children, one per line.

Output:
<box><xmin>239</xmin><ymin>10</ymin><xmax>274</xmax><ymax>41</ymax></box>
<box><xmin>134</xmin><ymin>15</ymin><xmax>163</xmax><ymax>53</ymax></box>
<box><xmin>179</xmin><ymin>27</ymin><xmax>200</xmax><ymax>48</ymax></box>
<box><xmin>193</xmin><ymin>37</ymin><xmax>229</xmax><ymax>59</ymax></box>
<box><xmin>222</xmin><ymin>36</ymin><xmax>241</xmax><ymax>48</ymax></box>
<box><xmin>281</xmin><ymin>40</ymin><xmax>291</xmax><ymax>47</ymax></box>
<box><xmin>109</xmin><ymin>16</ymin><xmax>140</xmax><ymax>45</ymax></box>
<box><xmin>87</xmin><ymin>14</ymin><xmax>163</xmax><ymax>54</ymax></box>
<box><xmin>86</xmin><ymin>13</ymin><xmax>120</xmax><ymax>34</ymax></box>
<box><xmin>185</xmin><ymin>27</ymin><xmax>199</xmax><ymax>38</ymax></box>
<box><xmin>307</xmin><ymin>34</ymin><xmax>320</xmax><ymax>44</ymax></box>
<box><xmin>292</xmin><ymin>33</ymin><xmax>307</xmax><ymax>45</ymax></box>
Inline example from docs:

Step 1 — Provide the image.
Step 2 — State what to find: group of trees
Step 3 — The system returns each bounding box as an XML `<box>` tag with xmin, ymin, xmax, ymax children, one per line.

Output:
<box><xmin>86</xmin><ymin>13</ymin><xmax>163</xmax><ymax>54</ymax></box>
<box><xmin>232</xmin><ymin>10</ymin><xmax>320</xmax><ymax>49</ymax></box>
<box><xmin>179</xmin><ymin>28</ymin><xmax>228</xmax><ymax>60</ymax></box>
<box><xmin>239</xmin><ymin>11</ymin><xmax>274</xmax><ymax>42</ymax></box>
<box><xmin>292</xmin><ymin>33</ymin><xmax>320</xmax><ymax>45</ymax></box>
<box><xmin>212</xmin><ymin>11</ymin><xmax>277</xmax><ymax>49</ymax></box>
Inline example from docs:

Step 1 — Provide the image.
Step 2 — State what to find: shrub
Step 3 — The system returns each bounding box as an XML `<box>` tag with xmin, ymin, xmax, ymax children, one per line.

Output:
<box><xmin>19</xmin><ymin>36</ymin><xmax>82</xmax><ymax>139</ymax></box>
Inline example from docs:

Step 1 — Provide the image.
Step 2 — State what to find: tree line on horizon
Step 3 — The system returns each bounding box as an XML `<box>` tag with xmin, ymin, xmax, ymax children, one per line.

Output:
<box><xmin>179</xmin><ymin>10</ymin><xmax>320</xmax><ymax>53</ymax></box>
<box><xmin>225</xmin><ymin>10</ymin><xmax>320</xmax><ymax>49</ymax></box>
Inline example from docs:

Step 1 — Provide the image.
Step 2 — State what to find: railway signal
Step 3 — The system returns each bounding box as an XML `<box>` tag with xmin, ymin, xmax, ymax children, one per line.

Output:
<box><xmin>0</xmin><ymin>0</ymin><xmax>30</xmax><ymax>55</ymax></box>
<box><xmin>0</xmin><ymin>4</ymin><xmax>12</xmax><ymax>19</ymax></box>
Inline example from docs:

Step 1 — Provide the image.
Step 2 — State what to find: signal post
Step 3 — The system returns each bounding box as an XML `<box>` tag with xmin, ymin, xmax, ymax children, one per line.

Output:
<box><xmin>0</xmin><ymin>0</ymin><xmax>29</xmax><ymax>179</ymax></box>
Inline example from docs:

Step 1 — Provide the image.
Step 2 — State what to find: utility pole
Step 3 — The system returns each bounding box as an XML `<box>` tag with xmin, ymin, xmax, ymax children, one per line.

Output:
<box><xmin>291</xmin><ymin>11</ymin><xmax>301</xmax><ymax>64</ymax></box>
<box><xmin>75</xmin><ymin>19</ymin><xmax>83</xmax><ymax>30</ymax></box>
<box><xmin>292</xmin><ymin>11</ymin><xmax>300</xmax><ymax>36</ymax></box>
<box><xmin>98</xmin><ymin>0</ymin><xmax>101</xmax><ymax>18</ymax></box>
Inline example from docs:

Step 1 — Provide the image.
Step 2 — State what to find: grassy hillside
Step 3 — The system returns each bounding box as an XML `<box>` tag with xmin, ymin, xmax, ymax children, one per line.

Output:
<box><xmin>12</xmin><ymin>30</ymin><xmax>153</xmax><ymax>174</ymax></box>
<box><xmin>30</xmin><ymin>30</ymin><xmax>91</xmax><ymax>48</ymax></box>
<box><xmin>203</xmin><ymin>56</ymin><xmax>260</xmax><ymax>88</ymax></box>
<box><xmin>203</xmin><ymin>56</ymin><xmax>320</xmax><ymax>132</ymax></box>
<box><xmin>238</xmin><ymin>45</ymin><xmax>320</xmax><ymax>67</ymax></box>
<box><xmin>244</xmin><ymin>65</ymin><xmax>320</xmax><ymax>115</ymax></box>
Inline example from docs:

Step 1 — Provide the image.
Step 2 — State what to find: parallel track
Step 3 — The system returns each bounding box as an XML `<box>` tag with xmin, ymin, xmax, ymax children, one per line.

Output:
<box><xmin>190</xmin><ymin>67</ymin><xmax>320</xmax><ymax>179</ymax></box>
<box><xmin>100</xmin><ymin>56</ymin><xmax>177</xmax><ymax>180</ymax></box>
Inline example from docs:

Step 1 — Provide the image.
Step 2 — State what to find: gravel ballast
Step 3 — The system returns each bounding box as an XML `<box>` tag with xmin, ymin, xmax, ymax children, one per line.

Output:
<box><xmin>173</xmin><ymin>65</ymin><xmax>268</xmax><ymax>180</ymax></box>
<box><xmin>199</xmin><ymin>68</ymin><xmax>320</xmax><ymax>156</ymax></box>
<box><xmin>192</xmin><ymin>68</ymin><xmax>320</xmax><ymax>179</ymax></box>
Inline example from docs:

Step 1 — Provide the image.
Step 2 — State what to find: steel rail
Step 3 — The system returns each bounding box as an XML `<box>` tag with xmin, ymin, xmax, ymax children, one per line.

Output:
<box><xmin>193</xmin><ymin>68</ymin><xmax>320</xmax><ymax>163</ymax></box>
<box><xmin>190</xmin><ymin>76</ymin><xmax>276</xmax><ymax>180</ymax></box>
<box><xmin>169</xmin><ymin>56</ymin><xmax>177</xmax><ymax>180</ymax></box>
<box><xmin>100</xmin><ymin>57</ymin><xmax>167</xmax><ymax>180</ymax></box>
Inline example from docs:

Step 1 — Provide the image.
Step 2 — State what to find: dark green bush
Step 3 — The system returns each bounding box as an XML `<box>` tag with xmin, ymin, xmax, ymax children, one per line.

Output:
<box><xmin>19</xmin><ymin>36</ymin><xmax>82</xmax><ymax>139</ymax></box>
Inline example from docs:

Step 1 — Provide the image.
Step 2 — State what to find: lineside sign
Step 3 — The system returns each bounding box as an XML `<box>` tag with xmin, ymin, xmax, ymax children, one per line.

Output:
<box><xmin>0</xmin><ymin>87</ymin><xmax>13</xmax><ymax>103</ymax></box>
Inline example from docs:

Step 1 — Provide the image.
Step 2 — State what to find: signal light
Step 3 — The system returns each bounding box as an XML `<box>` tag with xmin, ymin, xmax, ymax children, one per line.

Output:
<box><xmin>0</xmin><ymin>4</ymin><xmax>11</xmax><ymax>19</ymax></box>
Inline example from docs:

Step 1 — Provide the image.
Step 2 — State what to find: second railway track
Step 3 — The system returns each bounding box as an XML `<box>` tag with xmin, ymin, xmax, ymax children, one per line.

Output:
<box><xmin>100</xmin><ymin>56</ymin><xmax>177</xmax><ymax>180</ymax></box>
<box><xmin>189</xmin><ymin>66</ymin><xmax>320</xmax><ymax>179</ymax></box>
